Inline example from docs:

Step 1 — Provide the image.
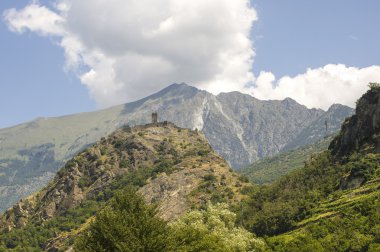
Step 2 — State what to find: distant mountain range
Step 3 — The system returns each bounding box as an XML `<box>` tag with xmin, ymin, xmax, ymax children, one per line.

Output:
<box><xmin>0</xmin><ymin>83</ymin><xmax>353</xmax><ymax>212</ymax></box>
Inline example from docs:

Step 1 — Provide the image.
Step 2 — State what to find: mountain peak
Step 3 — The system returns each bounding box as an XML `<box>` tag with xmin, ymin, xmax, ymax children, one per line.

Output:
<box><xmin>327</xmin><ymin>103</ymin><xmax>353</xmax><ymax>112</ymax></box>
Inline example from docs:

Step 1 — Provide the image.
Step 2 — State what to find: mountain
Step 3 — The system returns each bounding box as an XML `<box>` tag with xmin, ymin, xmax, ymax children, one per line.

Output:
<box><xmin>0</xmin><ymin>83</ymin><xmax>353</xmax><ymax>212</ymax></box>
<box><xmin>239</xmin><ymin>84</ymin><xmax>380</xmax><ymax>251</ymax></box>
<box><xmin>282</xmin><ymin>103</ymin><xmax>354</xmax><ymax>151</ymax></box>
<box><xmin>240</xmin><ymin>136</ymin><xmax>334</xmax><ymax>184</ymax></box>
<box><xmin>0</xmin><ymin>123</ymin><xmax>248</xmax><ymax>251</ymax></box>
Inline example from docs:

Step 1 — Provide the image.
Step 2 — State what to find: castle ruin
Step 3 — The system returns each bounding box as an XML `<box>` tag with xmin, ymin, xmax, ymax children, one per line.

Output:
<box><xmin>152</xmin><ymin>113</ymin><xmax>158</xmax><ymax>124</ymax></box>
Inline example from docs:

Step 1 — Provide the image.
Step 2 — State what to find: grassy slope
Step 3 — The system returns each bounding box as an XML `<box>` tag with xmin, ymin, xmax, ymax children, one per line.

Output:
<box><xmin>241</xmin><ymin>136</ymin><xmax>333</xmax><ymax>184</ymax></box>
<box><xmin>0</xmin><ymin>105</ymin><xmax>123</xmax><ymax>160</ymax></box>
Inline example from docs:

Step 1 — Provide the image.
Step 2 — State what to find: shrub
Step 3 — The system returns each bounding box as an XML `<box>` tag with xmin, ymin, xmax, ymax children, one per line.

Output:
<box><xmin>75</xmin><ymin>188</ymin><xmax>169</xmax><ymax>252</ymax></box>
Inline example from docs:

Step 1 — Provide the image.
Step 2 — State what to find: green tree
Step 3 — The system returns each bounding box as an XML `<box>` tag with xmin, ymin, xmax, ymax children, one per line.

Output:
<box><xmin>168</xmin><ymin>203</ymin><xmax>266</xmax><ymax>252</ymax></box>
<box><xmin>75</xmin><ymin>187</ymin><xmax>169</xmax><ymax>252</ymax></box>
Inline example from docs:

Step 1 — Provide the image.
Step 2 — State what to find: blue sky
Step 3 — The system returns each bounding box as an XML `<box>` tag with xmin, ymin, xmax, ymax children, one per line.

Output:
<box><xmin>252</xmin><ymin>0</ymin><xmax>380</xmax><ymax>77</ymax></box>
<box><xmin>0</xmin><ymin>0</ymin><xmax>379</xmax><ymax>128</ymax></box>
<box><xmin>0</xmin><ymin>1</ymin><xmax>94</xmax><ymax>128</ymax></box>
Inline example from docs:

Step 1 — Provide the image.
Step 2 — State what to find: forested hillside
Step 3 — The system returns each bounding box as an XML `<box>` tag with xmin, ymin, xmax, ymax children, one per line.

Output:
<box><xmin>238</xmin><ymin>84</ymin><xmax>380</xmax><ymax>251</ymax></box>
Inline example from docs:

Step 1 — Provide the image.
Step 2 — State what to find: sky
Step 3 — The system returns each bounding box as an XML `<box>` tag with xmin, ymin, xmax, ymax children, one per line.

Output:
<box><xmin>0</xmin><ymin>0</ymin><xmax>379</xmax><ymax>129</ymax></box>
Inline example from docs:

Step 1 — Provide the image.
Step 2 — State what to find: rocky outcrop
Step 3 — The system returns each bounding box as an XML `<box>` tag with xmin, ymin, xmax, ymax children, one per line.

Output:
<box><xmin>330</xmin><ymin>85</ymin><xmax>380</xmax><ymax>157</ymax></box>
<box><xmin>328</xmin><ymin>84</ymin><xmax>380</xmax><ymax>190</ymax></box>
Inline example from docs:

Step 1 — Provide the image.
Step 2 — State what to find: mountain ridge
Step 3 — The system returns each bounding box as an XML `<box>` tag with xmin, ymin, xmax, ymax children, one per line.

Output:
<box><xmin>0</xmin><ymin>83</ymin><xmax>353</xmax><ymax>212</ymax></box>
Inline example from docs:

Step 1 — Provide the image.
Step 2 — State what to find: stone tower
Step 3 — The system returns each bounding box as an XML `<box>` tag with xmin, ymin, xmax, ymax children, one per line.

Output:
<box><xmin>152</xmin><ymin>113</ymin><xmax>158</xmax><ymax>124</ymax></box>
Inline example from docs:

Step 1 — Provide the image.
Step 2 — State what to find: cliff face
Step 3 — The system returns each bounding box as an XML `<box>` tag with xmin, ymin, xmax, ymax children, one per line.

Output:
<box><xmin>329</xmin><ymin>85</ymin><xmax>380</xmax><ymax>157</ymax></box>
<box><xmin>0</xmin><ymin>123</ymin><xmax>246</xmax><ymax>250</ymax></box>
<box><xmin>328</xmin><ymin>85</ymin><xmax>380</xmax><ymax>189</ymax></box>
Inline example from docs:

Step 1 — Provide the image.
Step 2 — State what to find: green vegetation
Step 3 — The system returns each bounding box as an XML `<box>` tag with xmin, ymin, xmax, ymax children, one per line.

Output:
<box><xmin>75</xmin><ymin>187</ymin><xmax>169</xmax><ymax>252</ymax></box>
<box><xmin>241</xmin><ymin>136</ymin><xmax>332</xmax><ymax>184</ymax></box>
<box><xmin>76</xmin><ymin>190</ymin><xmax>266</xmax><ymax>252</ymax></box>
<box><xmin>0</xmin><ymin>201</ymin><xmax>99</xmax><ymax>251</ymax></box>
<box><xmin>267</xmin><ymin>184</ymin><xmax>380</xmax><ymax>251</ymax></box>
<box><xmin>1</xmin><ymin>86</ymin><xmax>379</xmax><ymax>251</ymax></box>
<box><xmin>169</xmin><ymin>203</ymin><xmax>265</xmax><ymax>252</ymax></box>
<box><xmin>238</xmin><ymin>151</ymin><xmax>380</xmax><ymax>250</ymax></box>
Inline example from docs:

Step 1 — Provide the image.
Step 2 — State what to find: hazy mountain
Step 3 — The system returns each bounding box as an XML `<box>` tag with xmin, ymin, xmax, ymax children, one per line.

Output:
<box><xmin>282</xmin><ymin>103</ymin><xmax>354</xmax><ymax>151</ymax></box>
<box><xmin>0</xmin><ymin>83</ymin><xmax>353</xmax><ymax>212</ymax></box>
<box><xmin>241</xmin><ymin>136</ymin><xmax>334</xmax><ymax>184</ymax></box>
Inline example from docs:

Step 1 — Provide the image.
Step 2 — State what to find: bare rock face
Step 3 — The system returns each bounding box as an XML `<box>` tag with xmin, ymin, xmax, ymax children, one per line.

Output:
<box><xmin>330</xmin><ymin>86</ymin><xmax>380</xmax><ymax>157</ymax></box>
<box><xmin>140</xmin><ymin>171</ymin><xmax>199</xmax><ymax>221</ymax></box>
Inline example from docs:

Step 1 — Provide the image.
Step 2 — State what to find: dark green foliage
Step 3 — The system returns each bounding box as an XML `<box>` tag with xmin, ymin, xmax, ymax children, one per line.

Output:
<box><xmin>239</xmin><ymin>151</ymin><xmax>341</xmax><ymax>235</ymax></box>
<box><xmin>78</xmin><ymin>176</ymin><xmax>92</xmax><ymax>189</ymax></box>
<box><xmin>267</xmin><ymin>197</ymin><xmax>380</xmax><ymax>251</ymax></box>
<box><xmin>152</xmin><ymin>158</ymin><xmax>175</xmax><ymax>175</ymax></box>
<box><xmin>197</xmin><ymin>149</ymin><xmax>210</xmax><ymax>156</ymax></box>
<box><xmin>203</xmin><ymin>174</ymin><xmax>217</xmax><ymax>182</ymax></box>
<box><xmin>239</xmin><ymin>149</ymin><xmax>380</xmax><ymax>250</ymax></box>
<box><xmin>119</xmin><ymin>159</ymin><xmax>128</xmax><ymax>168</ymax></box>
<box><xmin>75</xmin><ymin>187</ymin><xmax>169</xmax><ymax>252</ymax></box>
<box><xmin>238</xmin><ymin>175</ymin><xmax>249</xmax><ymax>183</ymax></box>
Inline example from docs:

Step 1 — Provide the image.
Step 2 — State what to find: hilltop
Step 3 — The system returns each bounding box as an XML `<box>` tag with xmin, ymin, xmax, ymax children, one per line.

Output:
<box><xmin>0</xmin><ymin>122</ymin><xmax>247</xmax><ymax>251</ymax></box>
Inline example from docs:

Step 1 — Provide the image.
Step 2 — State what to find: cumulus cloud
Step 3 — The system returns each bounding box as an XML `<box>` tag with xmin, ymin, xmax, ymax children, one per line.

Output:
<box><xmin>3</xmin><ymin>0</ymin><xmax>257</xmax><ymax>107</ymax></box>
<box><xmin>250</xmin><ymin>64</ymin><xmax>380</xmax><ymax>110</ymax></box>
<box><xmin>3</xmin><ymin>1</ymin><xmax>380</xmax><ymax>110</ymax></box>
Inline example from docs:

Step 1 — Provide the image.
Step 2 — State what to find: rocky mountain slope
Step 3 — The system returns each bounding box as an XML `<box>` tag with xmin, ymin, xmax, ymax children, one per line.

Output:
<box><xmin>0</xmin><ymin>83</ymin><xmax>353</xmax><ymax>212</ymax></box>
<box><xmin>282</xmin><ymin>104</ymin><xmax>354</xmax><ymax>151</ymax></box>
<box><xmin>239</xmin><ymin>84</ymin><xmax>380</xmax><ymax>251</ymax></box>
<box><xmin>0</xmin><ymin>123</ymin><xmax>248</xmax><ymax>251</ymax></box>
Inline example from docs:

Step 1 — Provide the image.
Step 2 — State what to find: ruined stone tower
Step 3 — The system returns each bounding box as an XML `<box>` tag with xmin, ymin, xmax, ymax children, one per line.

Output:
<box><xmin>152</xmin><ymin>113</ymin><xmax>158</xmax><ymax>124</ymax></box>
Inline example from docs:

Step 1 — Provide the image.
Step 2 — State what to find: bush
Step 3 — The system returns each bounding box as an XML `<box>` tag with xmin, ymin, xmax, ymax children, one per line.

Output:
<box><xmin>75</xmin><ymin>187</ymin><xmax>169</xmax><ymax>252</ymax></box>
<box><xmin>203</xmin><ymin>174</ymin><xmax>217</xmax><ymax>182</ymax></box>
<box><xmin>168</xmin><ymin>203</ymin><xmax>266</xmax><ymax>251</ymax></box>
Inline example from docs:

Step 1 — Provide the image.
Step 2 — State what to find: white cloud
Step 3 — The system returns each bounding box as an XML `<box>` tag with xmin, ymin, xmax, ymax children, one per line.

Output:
<box><xmin>250</xmin><ymin>64</ymin><xmax>380</xmax><ymax>110</ymax></box>
<box><xmin>3</xmin><ymin>2</ymin><xmax>380</xmax><ymax>110</ymax></box>
<box><xmin>3</xmin><ymin>3</ymin><xmax>65</xmax><ymax>36</ymax></box>
<box><xmin>3</xmin><ymin>0</ymin><xmax>257</xmax><ymax>107</ymax></box>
